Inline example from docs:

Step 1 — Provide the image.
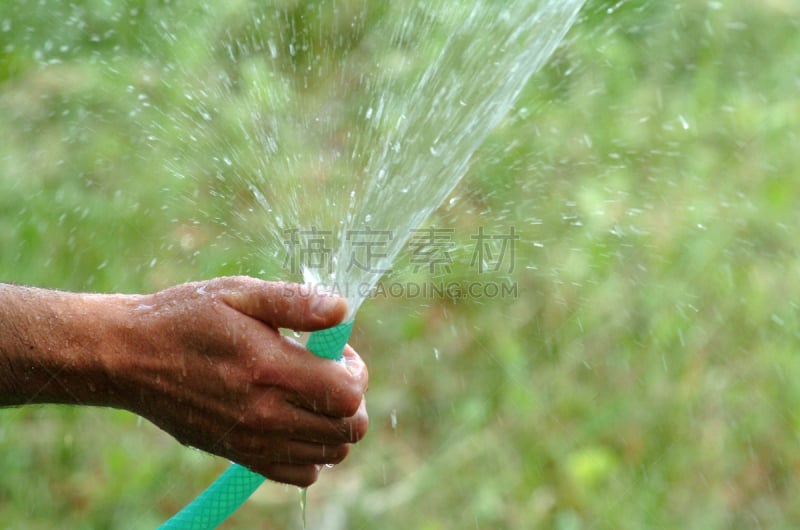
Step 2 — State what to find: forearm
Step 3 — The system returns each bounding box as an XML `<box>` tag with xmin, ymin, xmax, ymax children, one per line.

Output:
<box><xmin>0</xmin><ymin>283</ymin><xmax>131</xmax><ymax>408</ymax></box>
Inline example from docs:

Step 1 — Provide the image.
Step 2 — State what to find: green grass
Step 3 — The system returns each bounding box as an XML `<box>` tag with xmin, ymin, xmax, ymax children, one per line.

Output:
<box><xmin>2</xmin><ymin>0</ymin><xmax>800</xmax><ymax>528</ymax></box>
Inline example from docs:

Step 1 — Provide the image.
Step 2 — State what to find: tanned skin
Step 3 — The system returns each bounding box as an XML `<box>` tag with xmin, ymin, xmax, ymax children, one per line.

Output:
<box><xmin>0</xmin><ymin>276</ymin><xmax>369</xmax><ymax>487</ymax></box>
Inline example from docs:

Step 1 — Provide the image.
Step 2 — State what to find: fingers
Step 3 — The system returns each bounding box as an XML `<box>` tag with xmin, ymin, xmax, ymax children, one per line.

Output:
<box><xmin>218</xmin><ymin>428</ymin><xmax>358</xmax><ymax>488</ymax></box>
<box><xmin>228</xmin><ymin>439</ymin><xmax>351</xmax><ymax>466</ymax></box>
<box><xmin>197</xmin><ymin>277</ymin><xmax>366</xmax><ymax>418</ymax></box>
<box><xmin>283</xmin><ymin>346</ymin><xmax>369</xmax><ymax>417</ymax></box>
<box><xmin>238</xmin><ymin>439</ymin><xmax>350</xmax><ymax>486</ymax></box>
<box><xmin>238</xmin><ymin>389</ymin><xmax>369</xmax><ymax>445</ymax></box>
<box><xmin>279</xmin><ymin>399</ymin><xmax>369</xmax><ymax>445</ymax></box>
<box><xmin>255</xmin><ymin>463</ymin><xmax>322</xmax><ymax>488</ymax></box>
<box><xmin>243</xmin><ymin>330</ymin><xmax>369</xmax><ymax>419</ymax></box>
<box><xmin>218</xmin><ymin>277</ymin><xmax>347</xmax><ymax>332</ymax></box>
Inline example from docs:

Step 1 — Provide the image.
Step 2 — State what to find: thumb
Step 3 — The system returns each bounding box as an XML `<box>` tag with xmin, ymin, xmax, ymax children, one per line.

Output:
<box><xmin>220</xmin><ymin>279</ymin><xmax>347</xmax><ymax>331</ymax></box>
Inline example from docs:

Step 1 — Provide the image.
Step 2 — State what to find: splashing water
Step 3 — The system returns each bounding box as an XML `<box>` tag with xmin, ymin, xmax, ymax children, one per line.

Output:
<box><xmin>168</xmin><ymin>0</ymin><xmax>584</xmax><ymax>316</ymax></box>
<box><xmin>160</xmin><ymin>3</ymin><xmax>584</xmax><ymax>527</ymax></box>
<box><xmin>300</xmin><ymin>487</ymin><xmax>308</xmax><ymax>530</ymax></box>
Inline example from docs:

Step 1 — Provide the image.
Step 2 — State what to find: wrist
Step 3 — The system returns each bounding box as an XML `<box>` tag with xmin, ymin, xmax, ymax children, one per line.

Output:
<box><xmin>0</xmin><ymin>285</ymin><xmax>137</xmax><ymax>408</ymax></box>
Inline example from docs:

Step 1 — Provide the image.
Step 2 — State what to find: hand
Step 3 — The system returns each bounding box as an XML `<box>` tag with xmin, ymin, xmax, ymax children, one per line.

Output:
<box><xmin>109</xmin><ymin>277</ymin><xmax>369</xmax><ymax>487</ymax></box>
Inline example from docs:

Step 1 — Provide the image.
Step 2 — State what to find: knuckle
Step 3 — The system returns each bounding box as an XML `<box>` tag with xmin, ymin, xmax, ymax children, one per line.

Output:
<box><xmin>246</xmin><ymin>393</ymin><xmax>284</xmax><ymax>429</ymax></box>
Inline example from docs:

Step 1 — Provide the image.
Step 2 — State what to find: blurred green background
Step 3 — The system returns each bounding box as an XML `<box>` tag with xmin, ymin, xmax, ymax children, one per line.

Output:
<box><xmin>2</xmin><ymin>0</ymin><xmax>799</xmax><ymax>528</ymax></box>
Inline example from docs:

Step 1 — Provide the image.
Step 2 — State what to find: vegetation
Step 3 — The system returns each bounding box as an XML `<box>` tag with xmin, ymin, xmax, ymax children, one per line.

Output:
<box><xmin>2</xmin><ymin>0</ymin><xmax>799</xmax><ymax>528</ymax></box>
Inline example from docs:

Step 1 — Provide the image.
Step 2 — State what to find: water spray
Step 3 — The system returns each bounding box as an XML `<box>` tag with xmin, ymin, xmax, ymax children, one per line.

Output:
<box><xmin>158</xmin><ymin>321</ymin><xmax>354</xmax><ymax>529</ymax></box>
<box><xmin>157</xmin><ymin>2</ymin><xmax>584</xmax><ymax>526</ymax></box>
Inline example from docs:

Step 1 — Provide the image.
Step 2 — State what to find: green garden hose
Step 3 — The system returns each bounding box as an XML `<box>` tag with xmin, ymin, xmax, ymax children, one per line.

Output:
<box><xmin>158</xmin><ymin>320</ymin><xmax>355</xmax><ymax>529</ymax></box>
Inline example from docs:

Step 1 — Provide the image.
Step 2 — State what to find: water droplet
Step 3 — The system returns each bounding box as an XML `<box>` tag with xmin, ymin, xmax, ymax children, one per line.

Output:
<box><xmin>607</xmin><ymin>0</ymin><xmax>626</xmax><ymax>14</ymax></box>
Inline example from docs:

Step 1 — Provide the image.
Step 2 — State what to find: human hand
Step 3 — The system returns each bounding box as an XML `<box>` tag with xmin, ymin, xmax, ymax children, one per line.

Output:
<box><xmin>109</xmin><ymin>277</ymin><xmax>368</xmax><ymax>487</ymax></box>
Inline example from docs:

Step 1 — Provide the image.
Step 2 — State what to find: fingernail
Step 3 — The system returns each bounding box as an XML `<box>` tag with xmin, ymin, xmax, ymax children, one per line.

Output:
<box><xmin>311</xmin><ymin>294</ymin><xmax>341</xmax><ymax>318</ymax></box>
